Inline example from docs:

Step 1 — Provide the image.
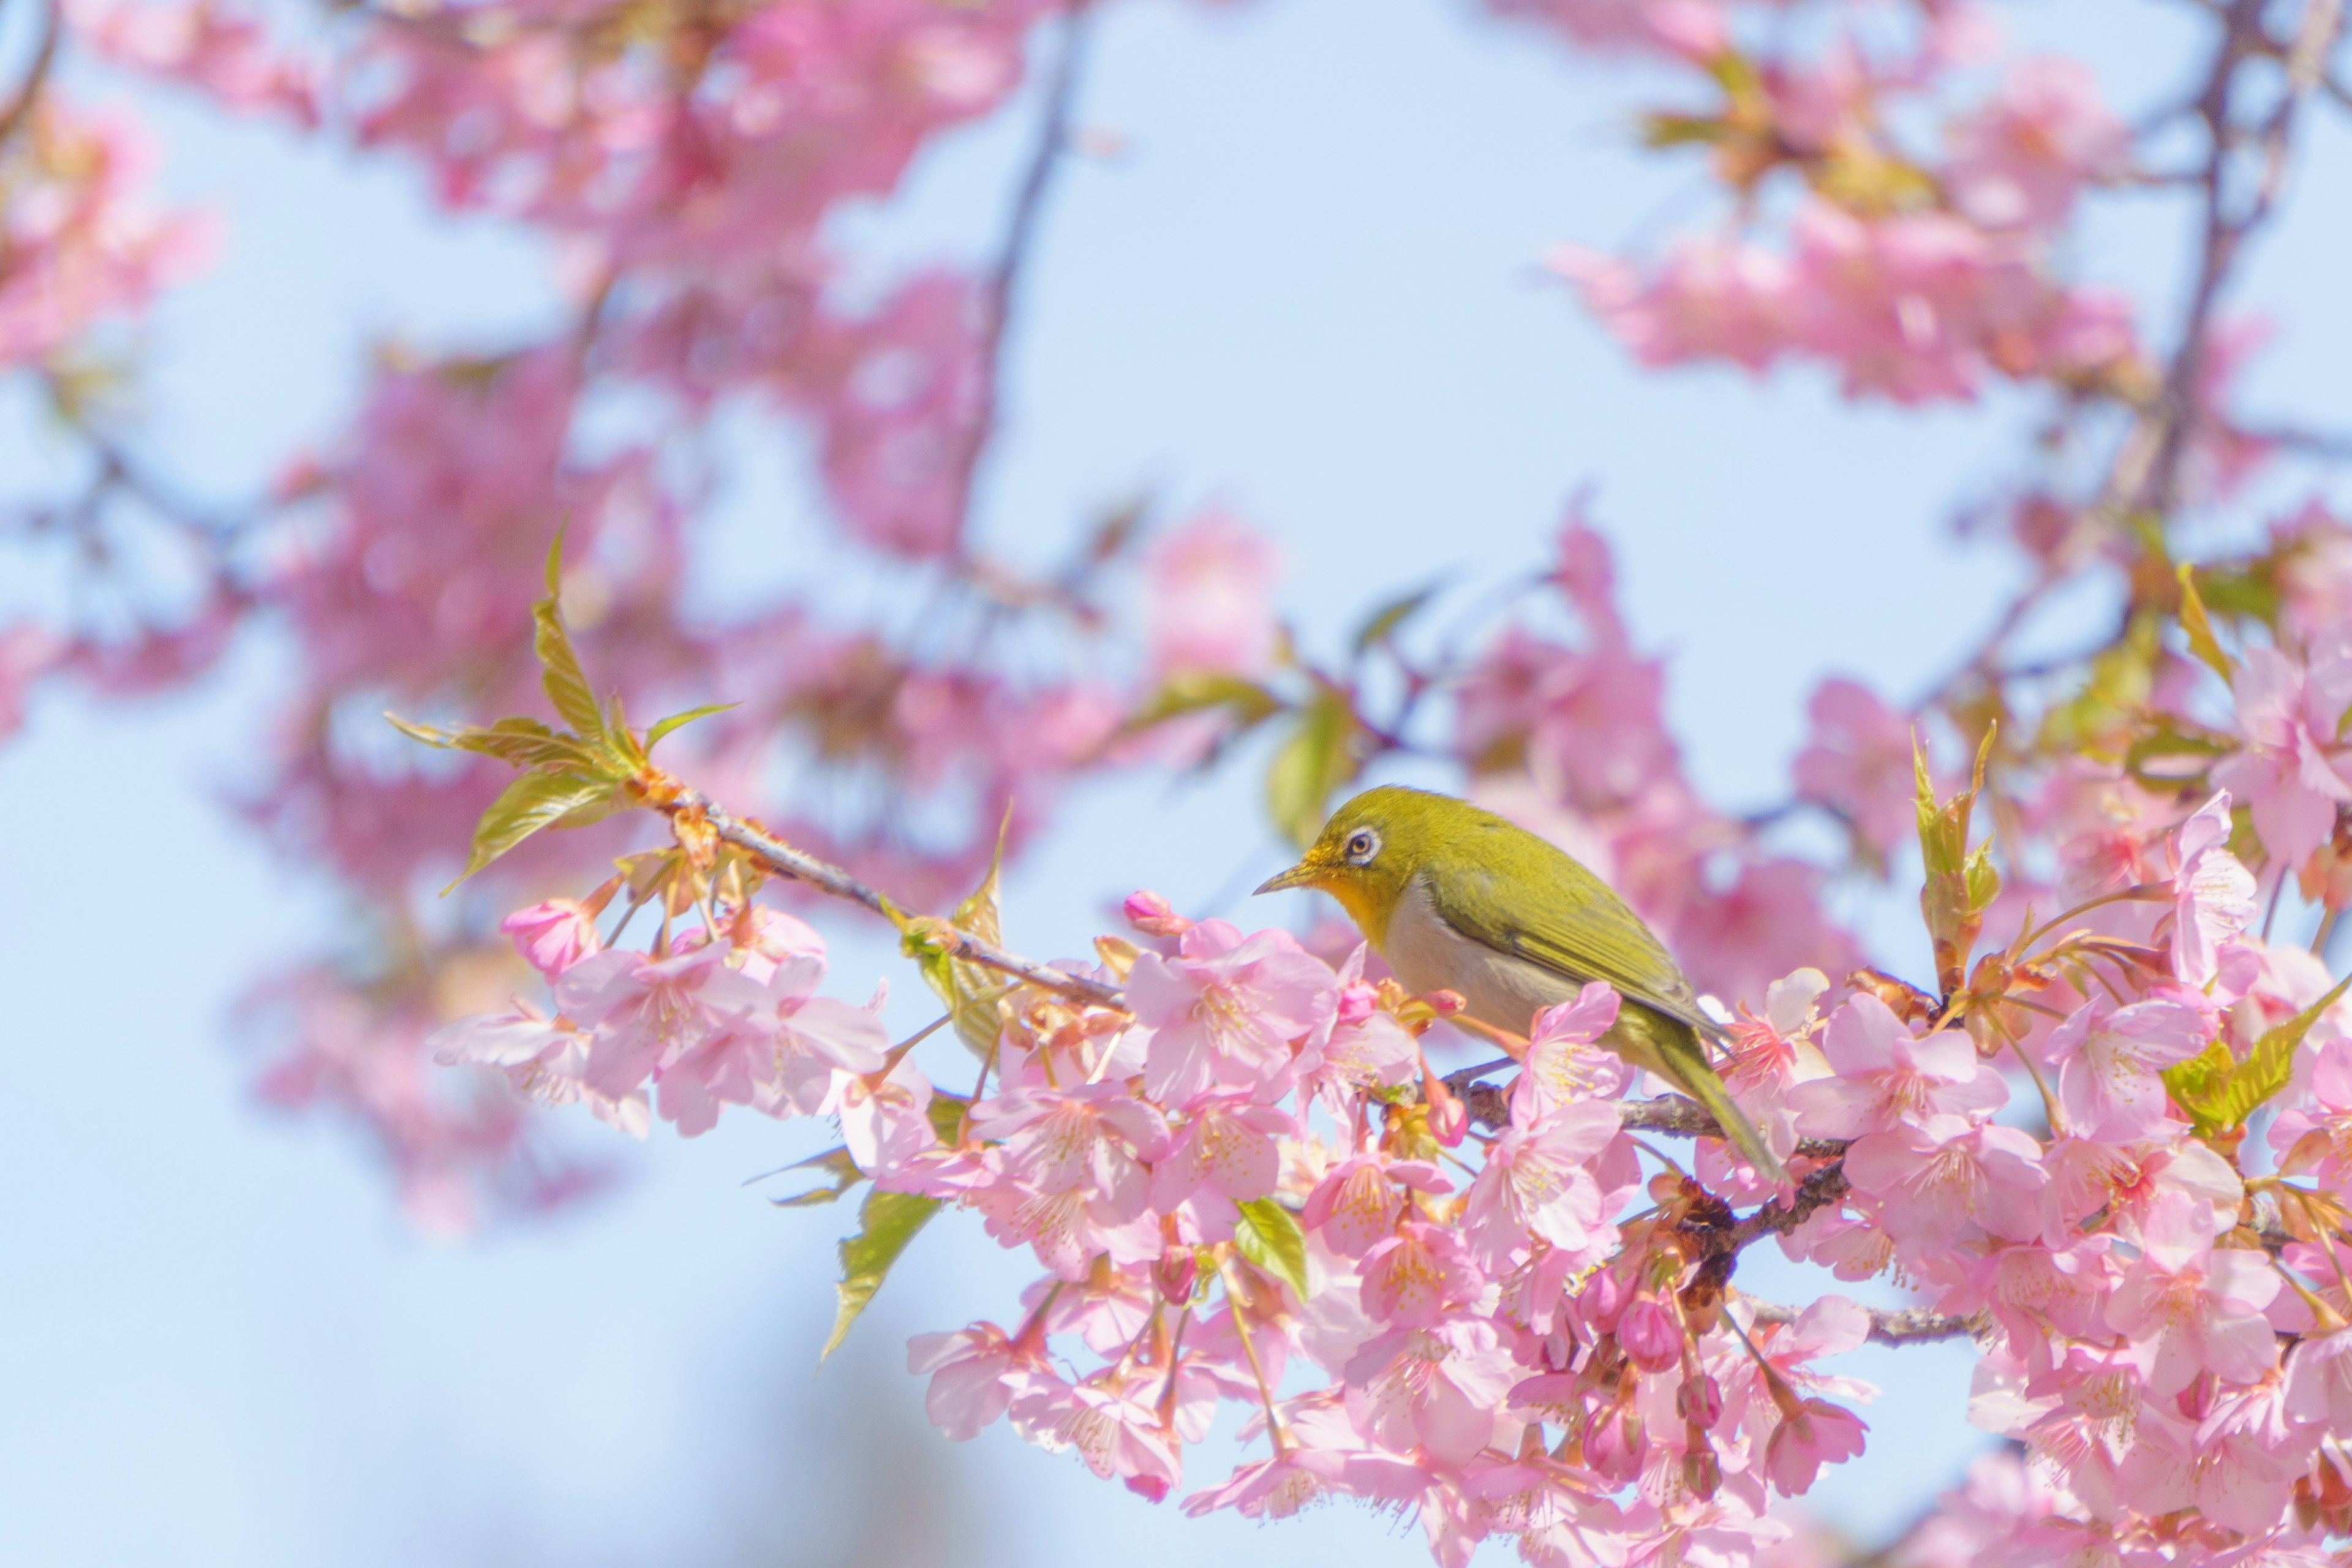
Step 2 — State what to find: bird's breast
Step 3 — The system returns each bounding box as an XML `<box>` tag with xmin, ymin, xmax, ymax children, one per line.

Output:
<box><xmin>1379</xmin><ymin>876</ymin><xmax>1582</xmax><ymax>1035</ymax></box>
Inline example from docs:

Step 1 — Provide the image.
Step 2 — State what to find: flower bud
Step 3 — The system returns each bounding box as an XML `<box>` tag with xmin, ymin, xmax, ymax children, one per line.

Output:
<box><xmin>1424</xmin><ymin>1068</ymin><xmax>1468</xmax><ymax>1147</ymax></box>
<box><xmin>1681</xmin><ymin>1442</ymin><xmax>1722</xmax><ymax>1501</ymax></box>
<box><xmin>1618</xmin><ymin>1298</ymin><xmax>1683</xmax><ymax>1373</ymax></box>
<box><xmin>1585</xmin><ymin>1404</ymin><xmax>1643</xmax><ymax>1487</ymax></box>
<box><xmin>1154</xmin><ymin>1246</ymin><xmax>1199</xmax><ymax>1305</ymax></box>
<box><xmin>499</xmin><ymin>899</ymin><xmax>600</xmax><ymax>977</ymax></box>
<box><xmin>1123</xmin><ymin>890</ymin><xmax>1193</xmax><ymax>938</ymax></box>
<box><xmin>1578</xmin><ymin>1267</ymin><xmax>1629</xmax><ymax>1333</ymax></box>
<box><xmin>1676</xmin><ymin>1373</ymin><xmax>1724</xmax><ymax>1428</ymax></box>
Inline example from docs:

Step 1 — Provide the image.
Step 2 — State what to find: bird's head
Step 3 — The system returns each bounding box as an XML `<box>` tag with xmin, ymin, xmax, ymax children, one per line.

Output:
<box><xmin>1253</xmin><ymin>784</ymin><xmax>1450</xmax><ymax>942</ymax></box>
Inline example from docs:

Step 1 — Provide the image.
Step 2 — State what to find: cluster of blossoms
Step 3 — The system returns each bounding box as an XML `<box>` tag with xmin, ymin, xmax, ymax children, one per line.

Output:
<box><xmin>9</xmin><ymin>0</ymin><xmax>2352</xmax><ymax>1555</ymax></box>
<box><xmin>0</xmin><ymin>0</ymin><xmax>2318</xmax><ymax>1242</ymax></box>
<box><xmin>428</xmin><ymin>737</ymin><xmax>2352</xmax><ymax>1563</ymax></box>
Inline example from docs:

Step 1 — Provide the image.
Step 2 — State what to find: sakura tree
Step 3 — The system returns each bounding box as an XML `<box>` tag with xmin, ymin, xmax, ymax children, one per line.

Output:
<box><xmin>9</xmin><ymin>0</ymin><xmax>2352</xmax><ymax>1562</ymax></box>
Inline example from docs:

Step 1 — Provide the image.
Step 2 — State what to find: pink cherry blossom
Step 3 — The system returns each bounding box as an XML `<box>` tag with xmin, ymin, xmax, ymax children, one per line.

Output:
<box><xmin>1461</xmin><ymin>1099</ymin><xmax>1623</xmax><ymax>1270</ymax></box>
<box><xmin>1945</xmin><ymin>59</ymin><xmax>2128</xmax><ymax>233</ymax></box>
<box><xmin>2213</xmin><ymin>647</ymin><xmax>2352</xmax><ymax>870</ymax></box>
<box><xmin>1787</xmin><ymin>994</ymin><xmax>2006</xmax><ymax>1138</ymax></box>
<box><xmin>499</xmin><ymin>899</ymin><xmax>602</xmax><ymax>978</ymax></box>
<box><xmin>1791</xmin><ymin>677</ymin><xmax>1916</xmax><ymax>857</ymax></box>
<box><xmin>2171</xmin><ymin>790</ymin><xmax>2262</xmax><ymax>991</ymax></box>
<box><xmin>2105</xmin><ymin>1194</ymin><xmax>2284</xmax><ymax>1396</ymax></box>
<box><xmin>1360</xmin><ymin>1221</ymin><xmax>1483</xmax><ymax>1326</ymax></box>
<box><xmin>2044</xmin><ymin>997</ymin><xmax>2212</xmax><ymax>1139</ymax></box>
<box><xmin>907</xmin><ymin>1322</ymin><xmax>1044</xmax><ymax>1442</ymax></box>
<box><xmin>1128</xmin><ymin>920</ymin><xmax>1335</xmax><ymax>1104</ymax></box>
<box><xmin>1844</xmin><ymin>1113</ymin><xmax>2048</xmax><ymax>1243</ymax></box>
<box><xmin>1344</xmin><ymin>1317</ymin><xmax>1520</xmax><ymax>1466</ymax></box>
<box><xmin>1144</xmin><ymin>510</ymin><xmax>1280</xmax><ymax>680</ymax></box>
<box><xmin>1761</xmin><ymin>1397</ymin><xmax>1868</xmax><ymax>1496</ymax></box>
<box><xmin>1301</xmin><ymin>1154</ymin><xmax>1453</xmax><ymax>1259</ymax></box>
<box><xmin>1512</xmin><ymin>983</ymin><xmax>1630</xmax><ymax>1122</ymax></box>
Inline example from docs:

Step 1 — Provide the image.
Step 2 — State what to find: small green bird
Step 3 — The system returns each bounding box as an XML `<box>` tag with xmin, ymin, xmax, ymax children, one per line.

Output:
<box><xmin>1255</xmin><ymin>784</ymin><xmax>1783</xmax><ymax>1180</ymax></box>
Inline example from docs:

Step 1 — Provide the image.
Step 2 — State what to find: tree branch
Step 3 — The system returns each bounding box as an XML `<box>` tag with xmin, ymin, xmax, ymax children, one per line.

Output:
<box><xmin>658</xmin><ymin>785</ymin><xmax>1128</xmax><ymax>1009</ymax></box>
<box><xmin>1742</xmin><ymin>1294</ymin><xmax>1991</xmax><ymax>1346</ymax></box>
<box><xmin>0</xmin><ymin>0</ymin><xmax>59</xmax><ymax>151</ymax></box>
<box><xmin>948</xmin><ymin>0</ymin><xmax>1096</xmax><ymax>557</ymax></box>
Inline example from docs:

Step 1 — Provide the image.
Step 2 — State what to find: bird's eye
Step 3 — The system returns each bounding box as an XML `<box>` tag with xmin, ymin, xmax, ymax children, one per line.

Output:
<box><xmin>1344</xmin><ymin>827</ymin><xmax>1381</xmax><ymax>865</ymax></box>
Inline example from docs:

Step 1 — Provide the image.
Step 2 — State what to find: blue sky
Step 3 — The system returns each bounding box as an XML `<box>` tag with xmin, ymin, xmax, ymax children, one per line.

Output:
<box><xmin>6</xmin><ymin>0</ymin><xmax>2350</xmax><ymax>1563</ymax></box>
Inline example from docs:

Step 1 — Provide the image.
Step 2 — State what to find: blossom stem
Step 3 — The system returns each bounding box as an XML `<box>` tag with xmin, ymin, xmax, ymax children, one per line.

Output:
<box><xmin>1214</xmin><ymin>1250</ymin><xmax>1291</xmax><ymax>1455</ymax></box>
<box><xmin>2017</xmin><ymin>882</ymin><xmax>2171</xmax><ymax>952</ymax></box>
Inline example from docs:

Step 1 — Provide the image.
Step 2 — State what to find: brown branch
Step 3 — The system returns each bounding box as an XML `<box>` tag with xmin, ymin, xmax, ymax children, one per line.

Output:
<box><xmin>0</xmin><ymin>0</ymin><xmax>59</xmax><ymax>150</ymax></box>
<box><xmin>1741</xmin><ymin>1294</ymin><xmax>1991</xmax><ymax>1346</ymax></box>
<box><xmin>947</xmin><ymin>0</ymin><xmax>1096</xmax><ymax>559</ymax></box>
<box><xmin>658</xmin><ymin>785</ymin><xmax>1128</xmax><ymax>1009</ymax></box>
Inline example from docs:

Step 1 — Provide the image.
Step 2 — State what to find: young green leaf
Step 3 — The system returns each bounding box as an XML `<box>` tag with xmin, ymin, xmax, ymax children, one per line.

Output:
<box><xmin>1232</xmin><ymin>1197</ymin><xmax>1310</xmax><ymax>1300</ymax></box>
<box><xmin>534</xmin><ymin>531</ymin><xmax>614</xmax><ymax>750</ymax></box>
<box><xmin>766</xmin><ymin>1145</ymin><xmax>867</xmax><ymax>1208</ymax></box>
<box><xmin>909</xmin><ymin>813</ymin><xmax>1019</xmax><ymax>1058</ymax></box>
<box><xmin>2168</xmin><ymin>972</ymin><xmax>2352</xmax><ymax>1136</ymax></box>
<box><xmin>644</xmin><ymin>702</ymin><xmax>739</xmax><ymax>753</ymax></box>
<box><xmin>1265</xmin><ymin>685</ymin><xmax>1362</xmax><ymax>849</ymax></box>
<box><xmin>2176</xmin><ymin>563</ymin><xmax>2237</xmax><ymax>683</ymax></box>
<box><xmin>447</xmin><ymin>771</ymin><xmax>617</xmax><ymax>891</ymax></box>
<box><xmin>1349</xmin><ymin>579</ymin><xmax>1441</xmax><ymax>655</ymax></box>
<box><xmin>823</xmin><ymin>1188</ymin><xmax>941</xmax><ymax>1360</ymax></box>
<box><xmin>1124</xmin><ymin>670</ymin><xmax>1284</xmax><ymax>734</ymax></box>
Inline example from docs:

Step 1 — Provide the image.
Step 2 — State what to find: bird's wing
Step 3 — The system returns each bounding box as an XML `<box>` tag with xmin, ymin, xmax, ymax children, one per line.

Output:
<box><xmin>1425</xmin><ymin>859</ymin><xmax>1726</xmax><ymax>1042</ymax></box>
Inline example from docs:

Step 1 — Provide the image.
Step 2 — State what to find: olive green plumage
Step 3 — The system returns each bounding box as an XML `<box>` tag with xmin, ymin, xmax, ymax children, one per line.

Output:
<box><xmin>1256</xmin><ymin>785</ymin><xmax>1783</xmax><ymax>1180</ymax></box>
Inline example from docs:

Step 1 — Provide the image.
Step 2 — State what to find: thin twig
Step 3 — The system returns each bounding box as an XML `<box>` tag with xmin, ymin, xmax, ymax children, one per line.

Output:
<box><xmin>660</xmin><ymin>785</ymin><xmax>1127</xmax><ymax>1008</ymax></box>
<box><xmin>0</xmin><ymin>0</ymin><xmax>59</xmax><ymax>150</ymax></box>
<box><xmin>947</xmin><ymin>0</ymin><xmax>1098</xmax><ymax>556</ymax></box>
<box><xmin>1741</xmin><ymin>1295</ymin><xmax>1990</xmax><ymax>1346</ymax></box>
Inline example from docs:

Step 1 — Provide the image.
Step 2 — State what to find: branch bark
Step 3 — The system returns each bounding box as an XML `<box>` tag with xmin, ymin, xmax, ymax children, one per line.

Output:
<box><xmin>660</xmin><ymin>785</ymin><xmax>1128</xmax><ymax>1009</ymax></box>
<box><xmin>1742</xmin><ymin>1294</ymin><xmax>1991</xmax><ymax>1346</ymax></box>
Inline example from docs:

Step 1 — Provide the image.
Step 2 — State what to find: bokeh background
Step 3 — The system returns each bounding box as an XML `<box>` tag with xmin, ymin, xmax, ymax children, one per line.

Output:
<box><xmin>7</xmin><ymin>0</ymin><xmax>2350</xmax><ymax>1562</ymax></box>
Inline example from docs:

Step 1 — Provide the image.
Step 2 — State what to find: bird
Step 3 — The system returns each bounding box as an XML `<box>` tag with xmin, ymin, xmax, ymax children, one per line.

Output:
<box><xmin>1254</xmin><ymin>783</ymin><xmax>1784</xmax><ymax>1180</ymax></box>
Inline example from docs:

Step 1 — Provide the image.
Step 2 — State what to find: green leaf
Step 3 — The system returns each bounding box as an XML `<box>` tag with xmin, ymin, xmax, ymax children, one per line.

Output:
<box><xmin>2176</xmin><ymin>563</ymin><xmax>2237</xmax><ymax>682</ymax></box>
<box><xmin>766</xmin><ymin>1146</ymin><xmax>866</xmax><ymax>1208</ymax></box>
<box><xmin>907</xmin><ymin>814</ymin><xmax>1019</xmax><ymax>1058</ymax></box>
<box><xmin>644</xmin><ymin>702</ymin><xmax>738</xmax><ymax>753</ymax></box>
<box><xmin>389</xmin><ymin>712</ymin><xmax>608</xmax><ymax>773</ymax></box>
<box><xmin>2168</xmin><ymin>973</ymin><xmax>2352</xmax><ymax>1136</ymax></box>
<box><xmin>823</xmin><ymin>1188</ymin><xmax>941</xmax><ymax>1360</ymax></box>
<box><xmin>534</xmin><ymin>530</ymin><xmax>611</xmax><ymax>748</ymax></box>
<box><xmin>1913</xmin><ymin>725</ymin><xmax>1999</xmax><ymax>996</ymax></box>
<box><xmin>1125</xmin><ymin>671</ymin><xmax>1284</xmax><ymax>734</ymax></box>
<box><xmin>1350</xmin><ymin>581</ymin><xmax>1442</xmax><ymax>655</ymax></box>
<box><xmin>925</xmin><ymin>1090</ymin><xmax>971</xmax><ymax>1146</ymax></box>
<box><xmin>1641</xmin><ymin>113</ymin><xmax>1728</xmax><ymax>149</ymax></box>
<box><xmin>447</xmin><ymin>770</ymin><xmax>616</xmax><ymax>891</ymax></box>
<box><xmin>1265</xmin><ymin>685</ymin><xmax>1362</xmax><ymax>850</ymax></box>
<box><xmin>1232</xmin><ymin>1197</ymin><xmax>1310</xmax><ymax>1301</ymax></box>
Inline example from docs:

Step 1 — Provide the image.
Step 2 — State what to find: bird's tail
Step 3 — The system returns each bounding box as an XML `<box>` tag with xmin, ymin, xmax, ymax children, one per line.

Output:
<box><xmin>1611</xmin><ymin>1008</ymin><xmax>1788</xmax><ymax>1185</ymax></box>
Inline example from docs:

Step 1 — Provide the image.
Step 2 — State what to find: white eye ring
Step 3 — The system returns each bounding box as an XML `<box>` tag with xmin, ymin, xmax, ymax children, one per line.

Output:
<box><xmin>1344</xmin><ymin>827</ymin><xmax>1381</xmax><ymax>865</ymax></box>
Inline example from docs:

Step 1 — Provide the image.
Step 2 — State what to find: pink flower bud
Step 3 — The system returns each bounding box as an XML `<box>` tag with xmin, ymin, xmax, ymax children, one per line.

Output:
<box><xmin>1618</xmin><ymin>1298</ymin><xmax>1683</xmax><ymax>1373</ymax></box>
<box><xmin>1578</xmin><ymin>1267</ymin><xmax>1630</xmax><ymax>1333</ymax></box>
<box><xmin>1677</xmin><ymin>1373</ymin><xmax>1725</xmax><ymax>1428</ymax></box>
<box><xmin>1424</xmin><ymin>1068</ymin><xmax>1468</xmax><ymax>1147</ymax></box>
<box><xmin>1124</xmin><ymin>889</ymin><xmax>1193</xmax><ymax>938</ymax></box>
<box><xmin>1585</xmin><ymin>1403</ymin><xmax>1643</xmax><ymax>1486</ymax></box>
<box><xmin>499</xmin><ymin>899</ymin><xmax>600</xmax><ymax>977</ymax></box>
<box><xmin>1681</xmin><ymin>1443</ymin><xmax>1722</xmax><ymax>1500</ymax></box>
<box><xmin>1125</xmin><ymin>1472</ymin><xmax>1170</xmax><ymax>1504</ymax></box>
<box><xmin>1155</xmin><ymin>1246</ymin><xmax>1199</xmax><ymax>1305</ymax></box>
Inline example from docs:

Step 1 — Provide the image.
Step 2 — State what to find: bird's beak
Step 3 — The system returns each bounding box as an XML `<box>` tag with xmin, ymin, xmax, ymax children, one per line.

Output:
<box><xmin>1254</xmin><ymin>859</ymin><xmax>1322</xmax><ymax>895</ymax></box>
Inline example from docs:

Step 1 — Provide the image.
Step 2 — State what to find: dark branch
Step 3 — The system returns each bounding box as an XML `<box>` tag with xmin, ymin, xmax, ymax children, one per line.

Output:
<box><xmin>1743</xmin><ymin>1295</ymin><xmax>1991</xmax><ymax>1346</ymax></box>
<box><xmin>661</xmin><ymin>785</ymin><xmax>1128</xmax><ymax>1009</ymax></box>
